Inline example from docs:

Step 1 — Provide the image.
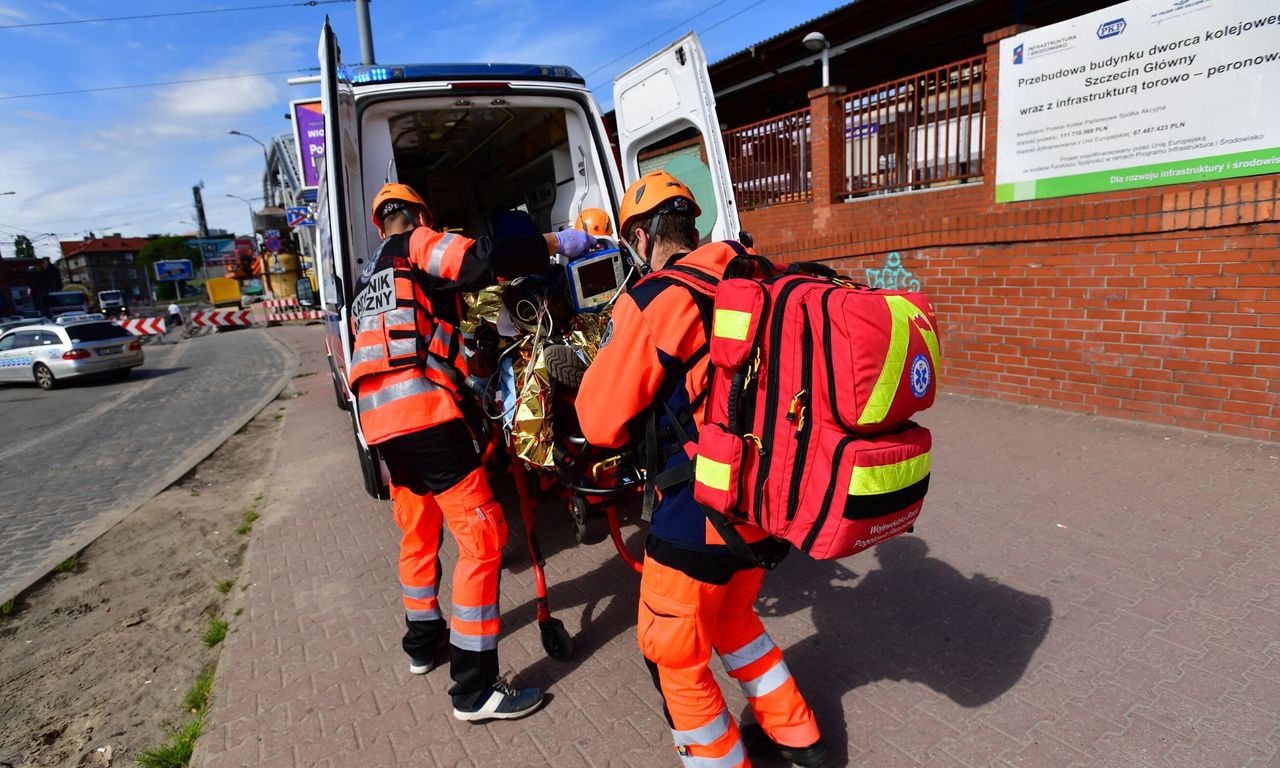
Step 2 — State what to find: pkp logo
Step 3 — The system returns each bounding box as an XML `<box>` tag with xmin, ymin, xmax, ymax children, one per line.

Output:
<box><xmin>1097</xmin><ymin>18</ymin><xmax>1126</xmax><ymax>39</ymax></box>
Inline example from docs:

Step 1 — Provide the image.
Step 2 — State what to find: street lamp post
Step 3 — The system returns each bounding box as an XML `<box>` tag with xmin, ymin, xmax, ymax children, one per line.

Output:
<box><xmin>228</xmin><ymin>129</ymin><xmax>271</xmax><ymax>202</ymax></box>
<box><xmin>803</xmin><ymin>32</ymin><xmax>831</xmax><ymax>89</ymax></box>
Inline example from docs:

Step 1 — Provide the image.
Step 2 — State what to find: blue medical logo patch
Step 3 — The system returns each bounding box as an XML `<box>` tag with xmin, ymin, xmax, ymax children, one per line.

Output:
<box><xmin>910</xmin><ymin>353</ymin><xmax>931</xmax><ymax>398</ymax></box>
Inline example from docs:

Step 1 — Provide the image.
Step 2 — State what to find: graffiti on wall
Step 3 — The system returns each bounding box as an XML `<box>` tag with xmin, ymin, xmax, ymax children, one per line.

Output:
<box><xmin>865</xmin><ymin>252</ymin><xmax>921</xmax><ymax>292</ymax></box>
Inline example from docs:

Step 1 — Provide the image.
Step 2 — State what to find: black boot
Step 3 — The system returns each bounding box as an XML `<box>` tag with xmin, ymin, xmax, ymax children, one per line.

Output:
<box><xmin>740</xmin><ymin>722</ymin><xmax>827</xmax><ymax>767</ymax></box>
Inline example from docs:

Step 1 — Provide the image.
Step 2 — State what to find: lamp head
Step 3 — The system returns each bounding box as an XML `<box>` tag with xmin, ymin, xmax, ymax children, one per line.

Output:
<box><xmin>803</xmin><ymin>31</ymin><xmax>830</xmax><ymax>51</ymax></box>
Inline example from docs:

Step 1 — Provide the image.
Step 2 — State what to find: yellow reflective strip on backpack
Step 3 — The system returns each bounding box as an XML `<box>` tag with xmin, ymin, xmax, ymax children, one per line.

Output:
<box><xmin>712</xmin><ymin>308</ymin><xmax>753</xmax><ymax>341</ymax></box>
<box><xmin>695</xmin><ymin>454</ymin><xmax>732</xmax><ymax>492</ymax></box>
<box><xmin>858</xmin><ymin>296</ymin><xmax>940</xmax><ymax>425</ymax></box>
<box><xmin>848</xmin><ymin>452</ymin><xmax>931</xmax><ymax>495</ymax></box>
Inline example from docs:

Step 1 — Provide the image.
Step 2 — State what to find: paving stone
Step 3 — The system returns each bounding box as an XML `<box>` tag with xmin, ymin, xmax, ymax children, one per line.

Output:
<box><xmin>193</xmin><ymin>329</ymin><xmax>1280</xmax><ymax>768</ymax></box>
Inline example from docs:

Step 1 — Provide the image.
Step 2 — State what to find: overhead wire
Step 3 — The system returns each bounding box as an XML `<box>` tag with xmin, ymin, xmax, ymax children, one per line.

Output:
<box><xmin>0</xmin><ymin>0</ymin><xmax>351</xmax><ymax>30</ymax></box>
<box><xmin>587</xmin><ymin>0</ymin><xmax>774</xmax><ymax>93</ymax></box>
<box><xmin>0</xmin><ymin>68</ymin><xmax>320</xmax><ymax>102</ymax></box>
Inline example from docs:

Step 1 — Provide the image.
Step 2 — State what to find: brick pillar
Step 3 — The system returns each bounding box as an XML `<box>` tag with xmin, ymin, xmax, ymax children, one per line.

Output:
<box><xmin>981</xmin><ymin>25</ymin><xmax>1034</xmax><ymax>195</ymax></box>
<box><xmin>808</xmin><ymin>85</ymin><xmax>847</xmax><ymax>229</ymax></box>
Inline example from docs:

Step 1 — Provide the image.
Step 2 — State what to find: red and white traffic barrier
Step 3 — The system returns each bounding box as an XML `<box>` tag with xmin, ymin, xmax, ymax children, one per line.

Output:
<box><xmin>119</xmin><ymin>317</ymin><xmax>167</xmax><ymax>336</ymax></box>
<box><xmin>261</xmin><ymin>297</ymin><xmax>299</xmax><ymax>310</ymax></box>
<box><xmin>266</xmin><ymin>310</ymin><xmax>323</xmax><ymax>322</ymax></box>
<box><xmin>190</xmin><ymin>309</ymin><xmax>253</xmax><ymax>327</ymax></box>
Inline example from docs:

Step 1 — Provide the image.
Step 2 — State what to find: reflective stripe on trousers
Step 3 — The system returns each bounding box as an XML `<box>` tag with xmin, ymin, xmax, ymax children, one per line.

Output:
<box><xmin>402</xmin><ymin>583</ymin><xmax>441</xmax><ymax>621</ymax></box>
<box><xmin>720</xmin><ymin>631</ymin><xmax>792</xmax><ymax>698</ymax></box>
<box><xmin>639</xmin><ymin>556</ymin><xmax>820</xmax><ymax>759</ymax></box>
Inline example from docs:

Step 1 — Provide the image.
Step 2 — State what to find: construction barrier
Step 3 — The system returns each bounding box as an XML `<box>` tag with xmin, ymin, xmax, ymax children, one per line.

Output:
<box><xmin>190</xmin><ymin>309</ymin><xmax>253</xmax><ymax>328</ymax></box>
<box><xmin>266</xmin><ymin>310</ymin><xmax>324</xmax><ymax>322</ymax></box>
<box><xmin>119</xmin><ymin>317</ymin><xmax>167</xmax><ymax>336</ymax></box>
<box><xmin>261</xmin><ymin>298</ymin><xmax>299</xmax><ymax>310</ymax></box>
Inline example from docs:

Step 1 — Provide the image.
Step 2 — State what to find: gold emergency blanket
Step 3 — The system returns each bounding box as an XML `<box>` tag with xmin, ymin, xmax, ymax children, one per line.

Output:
<box><xmin>463</xmin><ymin>287</ymin><xmax>612</xmax><ymax>468</ymax></box>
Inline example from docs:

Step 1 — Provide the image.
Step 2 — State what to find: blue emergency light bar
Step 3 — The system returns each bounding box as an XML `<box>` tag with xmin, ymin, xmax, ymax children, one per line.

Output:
<box><xmin>343</xmin><ymin>63</ymin><xmax>585</xmax><ymax>86</ymax></box>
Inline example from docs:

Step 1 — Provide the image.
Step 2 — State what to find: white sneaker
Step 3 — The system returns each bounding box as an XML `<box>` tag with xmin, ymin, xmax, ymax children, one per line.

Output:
<box><xmin>452</xmin><ymin>677</ymin><xmax>544</xmax><ymax>722</ymax></box>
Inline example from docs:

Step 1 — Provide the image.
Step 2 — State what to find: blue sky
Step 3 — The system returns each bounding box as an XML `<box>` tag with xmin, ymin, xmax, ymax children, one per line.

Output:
<box><xmin>0</xmin><ymin>0</ymin><xmax>848</xmax><ymax>261</ymax></box>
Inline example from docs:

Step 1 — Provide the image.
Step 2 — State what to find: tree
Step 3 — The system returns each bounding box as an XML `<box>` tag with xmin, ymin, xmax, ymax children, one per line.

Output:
<box><xmin>139</xmin><ymin>236</ymin><xmax>200</xmax><ymax>301</ymax></box>
<box><xmin>13</xmin><ymin>235</ymin><xmax>35</xmax><ymax>259</ymax></box>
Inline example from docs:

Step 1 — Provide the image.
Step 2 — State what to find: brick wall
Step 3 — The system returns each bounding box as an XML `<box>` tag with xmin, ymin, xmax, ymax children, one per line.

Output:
<box><xmin>737</xmin><ymin>27</ymin><xmax>1280</xmax><ymax>442</ymax></box>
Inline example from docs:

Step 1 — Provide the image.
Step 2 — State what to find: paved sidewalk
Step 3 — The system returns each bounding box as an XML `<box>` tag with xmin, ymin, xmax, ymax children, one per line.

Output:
<box><xmin>197</xmin><ymin>325</ymin><xmax>1279</xmax><ymax>768</ymax></box>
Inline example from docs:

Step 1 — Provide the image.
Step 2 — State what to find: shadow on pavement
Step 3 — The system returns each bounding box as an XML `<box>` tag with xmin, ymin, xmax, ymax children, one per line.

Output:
<box><xmin>748</xmin><ymin>537</ymin><xmax>1053</xmax><ymax>766</ymax></box>
<box><xmin>502</xmin><ymin>528</ymin><xmax>1051</xmax><ymax>767</ymax></box>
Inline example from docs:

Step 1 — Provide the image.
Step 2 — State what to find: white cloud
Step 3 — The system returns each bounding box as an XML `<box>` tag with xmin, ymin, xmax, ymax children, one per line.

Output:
<box><xmin>0</xmin><ymin>29</ymin><xmax>312</xmax><ymax>260</ymax></box>
<box><xmin>0</xmin><ymin>5</ymin><xmax>27</xmax><ymax>21</ymax></box>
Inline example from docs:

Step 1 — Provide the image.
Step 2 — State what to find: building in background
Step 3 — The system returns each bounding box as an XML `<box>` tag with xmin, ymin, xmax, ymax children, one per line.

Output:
<box><xmin>673</xmin><ymin>0</ymin><xmax>1278</xmax><ymax>442</ymax></box>
<box><xmin>58</xmin><ymin>235</ymin><xmax>152</xmax><ymax>304</ymax></box>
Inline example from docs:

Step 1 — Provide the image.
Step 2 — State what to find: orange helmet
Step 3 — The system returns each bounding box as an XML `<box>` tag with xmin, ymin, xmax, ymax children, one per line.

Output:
<box><xmin>574</xmin><ymin>207</ymin><xmax>613</xmax><ymax>236</ymax></box>
<box><xmin>370</xmin><ymin>182</ymin><xmax>432</xmax><ymax>235</ymax></box>
<box><xmin>618</xmin><ymin>170</ymin><xmax>700</xmax><ymax>238</ymax></box>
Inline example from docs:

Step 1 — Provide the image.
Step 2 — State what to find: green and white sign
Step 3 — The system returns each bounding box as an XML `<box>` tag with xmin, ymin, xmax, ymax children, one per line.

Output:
<box><xmin>996</xmin><ymin>0</ymin><xmax>1280</xmax><ymax>202</ymax></box>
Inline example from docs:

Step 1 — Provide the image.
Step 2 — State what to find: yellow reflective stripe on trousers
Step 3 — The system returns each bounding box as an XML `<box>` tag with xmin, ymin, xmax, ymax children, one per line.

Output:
<box><xmin>848</xmin><ymin>451</ymin><xmax>931</xmax><ymax>495</ymax></box>
<box><xmin>712</xmin><ymin>308</ymin><xmax>752</xmax><ymax>341</ymax></box>
<box><xmin>857</xmin><ymin>295</ymin><xmax>940</xmax><ymax>425</ymax></box>
<box><xmin>695</xmin><ymin>455</ymin><xmax>731</xmax><ymax>492</ymax></box>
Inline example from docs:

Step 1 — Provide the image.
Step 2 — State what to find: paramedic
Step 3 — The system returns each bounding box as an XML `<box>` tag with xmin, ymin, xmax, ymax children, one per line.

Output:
<box><xmin>575</xmin><ymin>171</ymin><xmax>825</xmax><ymax>766</ymax></box>
<box><xmin>351</xmin><ymin>182</ymin><xmax>594</xmax><ymax>722</ymax></box>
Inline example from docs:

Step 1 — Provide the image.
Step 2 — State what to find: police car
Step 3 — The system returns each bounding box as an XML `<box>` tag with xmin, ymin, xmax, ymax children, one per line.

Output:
<box><xmin>0</xmin><ymin>314</ymin><xmax>144</xmax><ymax>390</ymax></box>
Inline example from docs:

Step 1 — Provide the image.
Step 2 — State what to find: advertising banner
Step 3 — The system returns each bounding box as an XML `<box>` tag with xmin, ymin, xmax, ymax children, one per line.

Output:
<box><xmin>291</xmin><ymin>99</ymin><xmax>325</xmax><ymax>189</ymax></box>
<box><xmin>154</xmin><ymin>260</ymin><xmax>195</xmax><ymax>281</ymax></box>
<box><xmin>996</xmin><ymin>0</ymin><xmax>1280</xmax><ymax>202</ymax></box>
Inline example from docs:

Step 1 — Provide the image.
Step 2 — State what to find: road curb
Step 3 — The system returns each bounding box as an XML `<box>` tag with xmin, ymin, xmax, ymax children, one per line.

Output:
<box><xmin>0</xmin><ymin>329</ymin><xmax>300</xmax><ymax>605</ymax></box>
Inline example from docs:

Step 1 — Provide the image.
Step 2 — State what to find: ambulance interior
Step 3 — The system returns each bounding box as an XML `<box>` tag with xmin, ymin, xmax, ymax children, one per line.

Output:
<box><xmin>359</xmin><ymin>97</ymin><xmax>616</xmax><ymax>254</ymax></box>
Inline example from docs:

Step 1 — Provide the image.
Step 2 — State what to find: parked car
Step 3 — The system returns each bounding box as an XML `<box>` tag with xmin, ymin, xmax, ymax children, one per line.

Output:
<box><xmin>0</xmin><ymin>317</ymin><xmax>143</xmax><ymax>390</ymax></box>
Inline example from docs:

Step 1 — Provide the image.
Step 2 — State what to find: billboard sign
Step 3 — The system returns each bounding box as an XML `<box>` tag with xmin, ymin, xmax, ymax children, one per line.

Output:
<box><xmin>291</xmin><ymin>99</ymin><xmax>324</xmax><ymax>189</ymax></box>
<box><xmin>996</xmin><ymin>0</ymin><xmax>1280</xmax><ymax>202</ymax></box>
<box><xmin>154</xmin><ymin>260</ymin><xmax>195</xmax><ymax>281</ymax></box>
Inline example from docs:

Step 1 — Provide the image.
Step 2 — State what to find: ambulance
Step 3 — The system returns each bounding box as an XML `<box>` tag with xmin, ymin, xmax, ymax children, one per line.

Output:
<box><xmin>314</xmin><ymin>19</ymin><xmax>740</xmax><ymax>498</ymax></box>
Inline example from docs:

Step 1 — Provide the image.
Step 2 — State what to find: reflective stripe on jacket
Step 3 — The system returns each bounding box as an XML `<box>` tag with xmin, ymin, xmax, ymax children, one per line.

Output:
<box><xmin>348</xmin><ymin>229</ymin><xmax>472</xmax><ymax>444</ymax></box>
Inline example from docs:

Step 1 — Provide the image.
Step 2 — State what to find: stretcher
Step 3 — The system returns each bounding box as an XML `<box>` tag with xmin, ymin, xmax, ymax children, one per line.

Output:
<box><xmin>467</xmin><ymin>261</ymin><xmax>644</xmax><ymax>661</ymax></box>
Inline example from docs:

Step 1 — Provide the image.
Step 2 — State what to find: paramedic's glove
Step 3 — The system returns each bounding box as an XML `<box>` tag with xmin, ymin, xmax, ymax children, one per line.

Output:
<box><xmin>555</xmin><ymin>229</ymin><xmax>597</xmax><ymax>259</ymax></box>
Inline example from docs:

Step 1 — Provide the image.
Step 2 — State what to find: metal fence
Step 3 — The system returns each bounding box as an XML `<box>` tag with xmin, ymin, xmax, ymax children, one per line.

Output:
<box><xmin>722</xmin><ymin>107</ymin><xmax>812</xmax><ymax>211</ymax></box>
<box><xmin>840</xmin><ymin>56</ymin><xmax>985</xmax><ymax>197</ymax></box>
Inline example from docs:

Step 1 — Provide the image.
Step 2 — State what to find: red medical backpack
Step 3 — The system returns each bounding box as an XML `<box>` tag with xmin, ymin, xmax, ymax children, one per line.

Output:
<box><xmin>659</xmin><ymin>251</ymin><xmax>940</xmax><ymax>561</ymax></box>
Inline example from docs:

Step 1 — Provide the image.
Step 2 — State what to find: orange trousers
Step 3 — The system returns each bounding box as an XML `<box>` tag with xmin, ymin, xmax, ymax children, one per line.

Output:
<box><xmin>390</xmin><ymin>466</ymin><xmax>508</xmax><ymax>696</ymax></box>
<box><xmin>638</xmin><ymin>556</ymin><xmax>820</xmax><ymax>767</ymax></box>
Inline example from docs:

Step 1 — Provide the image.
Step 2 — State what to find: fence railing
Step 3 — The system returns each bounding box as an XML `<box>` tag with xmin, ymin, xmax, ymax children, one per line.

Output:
<box><xmin>722</xmin><ymin>106</ymin><xmax>812</xmax><ymax>211</ymax></box>
<box><xmin>840</xmin><ymin>56</ymin><xmax>985</xmax><ymax>197</ymax></box>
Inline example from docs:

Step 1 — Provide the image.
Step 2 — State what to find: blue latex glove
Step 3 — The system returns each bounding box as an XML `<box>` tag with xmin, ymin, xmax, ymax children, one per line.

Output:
<box><xmin>555</xmin><ymin>229</ymin><xmax>597</xmax><ymax>259</ymax></box>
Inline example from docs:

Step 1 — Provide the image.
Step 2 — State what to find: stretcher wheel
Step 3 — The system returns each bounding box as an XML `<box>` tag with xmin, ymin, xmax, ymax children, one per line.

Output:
<box><xmin>569</xmin><ymin>497</ymin><xmax>590</xmax><ymax>543</ymax></box>
<box><xmin>540</xmin><ymin>617</ymin><xmax>573</xmax><ymax>660</ymax></box>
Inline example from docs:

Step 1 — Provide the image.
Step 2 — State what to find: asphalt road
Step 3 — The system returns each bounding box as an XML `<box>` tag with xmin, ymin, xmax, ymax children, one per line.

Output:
<box><xmin>0</xmin><ymin>328</ymin><xmax>295</xmax><ymax>602</ymax></box>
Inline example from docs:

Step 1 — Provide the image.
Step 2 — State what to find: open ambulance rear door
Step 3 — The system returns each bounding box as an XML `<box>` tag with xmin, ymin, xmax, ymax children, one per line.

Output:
<box><xmin>318</xmin><ymin>18</ymin><xmax>388</xmax><ymax>499</ymax></box>
<box><xmin>613</xmin><ymin>32</ymin><xmax>740</xmax><ymax>243</ymax></box>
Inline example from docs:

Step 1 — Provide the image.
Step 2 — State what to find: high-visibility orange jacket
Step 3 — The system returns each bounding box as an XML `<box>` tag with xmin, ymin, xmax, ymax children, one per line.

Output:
<box><xmin>577</xmin><ymin>241</ymin><xmax>771</xmax><ymax>558</ymax></box>
<box><xmin>349</xmin><ymin>227</ymin><xmax>548</xmax><ymax>445</ymax></box>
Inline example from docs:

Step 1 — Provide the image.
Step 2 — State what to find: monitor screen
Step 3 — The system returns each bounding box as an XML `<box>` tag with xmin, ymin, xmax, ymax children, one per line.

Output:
<box><xmin>576</xmin><ymin>255</ymin><xmax>618</xmax><ymax>298</ymax></box>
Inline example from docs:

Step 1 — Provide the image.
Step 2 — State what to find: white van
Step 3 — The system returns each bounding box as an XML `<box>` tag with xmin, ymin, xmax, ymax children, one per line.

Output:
<box><xmin>314</xmin><ymin>19</ymin><xmax>740</xmax><ymax>498</ymax></box>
